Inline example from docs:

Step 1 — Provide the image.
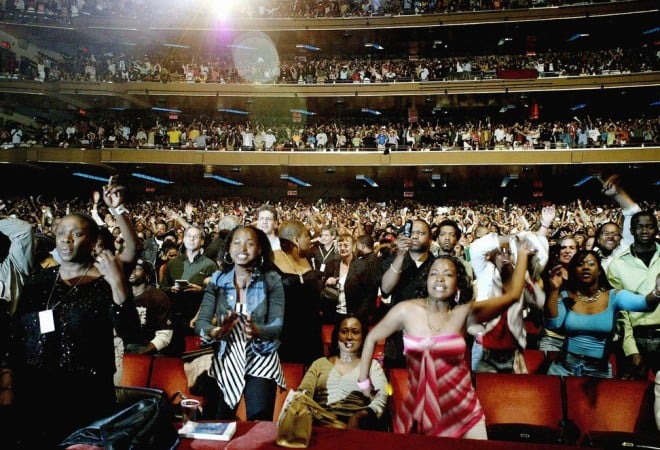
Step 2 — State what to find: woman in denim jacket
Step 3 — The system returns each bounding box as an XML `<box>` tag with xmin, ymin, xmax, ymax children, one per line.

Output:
<box><xmin>195</xmin><ymin>225</ymin><xmax>286</xmax><ymax>420</ymax></box>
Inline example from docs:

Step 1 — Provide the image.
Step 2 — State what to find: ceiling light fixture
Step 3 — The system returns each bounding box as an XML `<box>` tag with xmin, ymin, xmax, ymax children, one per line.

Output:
<box><xmin>218</xmin><ymin>108</ymin><xmax>249</xmax><ymax>115</ymax></box>
<box><xmin>290</xmin><ymin>109</ymin><xmax>316</xmax><ymax>116</ymax></box>
<box><xmin>132</xmin><ymin>173</ymin><xmax>174</xmax><ymax>184</ymax></box>
<box><xmin>205</xmin><ymin>174</ymin><xmax>243</xmax><ymax>186</ymax></box>
<box><xmin>295</xmin><ymin>44</ymin><xmax>321</xmax><ymax>51</ymax></box>
<box><xmin>73</xmin><ymin>172</ymin><xmax>108</xmax><ymax>182</ymax></box>
<box><xmin>280</xmin><ymin>174</ymin><xmax>311</xmax><ymax>187</ymax></box>
<box><xmin>356</xmin><ymin>174</ymin><xmax>379</xmax><ymax>187</ymax></box>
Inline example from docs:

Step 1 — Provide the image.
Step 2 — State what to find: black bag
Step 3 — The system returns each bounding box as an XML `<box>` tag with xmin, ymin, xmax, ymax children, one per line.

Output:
<box><xmin>321</xmin><ymin>286</ymin><xmax>340</xmax><ymax>303</ymax></box>
<box><xmin>59</xmin><ymin>397</ymin><xmax>179</xmax><ymax>450</ymax></box>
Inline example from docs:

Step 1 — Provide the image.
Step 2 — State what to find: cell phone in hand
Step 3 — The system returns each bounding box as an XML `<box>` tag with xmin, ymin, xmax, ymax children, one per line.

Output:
<box><xmin>403</xmin><ymin>220</ymin><xmax>413</xmax><ymax>238</ymax></box>
<box><xmin>175</xmin><ymin>279</ymin><xmax>190</xmax><ymax>288</ymax></box>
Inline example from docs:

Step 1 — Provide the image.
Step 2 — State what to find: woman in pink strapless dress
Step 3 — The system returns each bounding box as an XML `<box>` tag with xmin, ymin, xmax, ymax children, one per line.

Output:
<box><xmin>357</xmin><ymin>240</ymin><xmax>535</xmax><ymax>439</ymax></box>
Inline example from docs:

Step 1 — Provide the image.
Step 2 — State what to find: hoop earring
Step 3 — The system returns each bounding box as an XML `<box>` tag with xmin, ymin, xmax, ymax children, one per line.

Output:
<box><xmin>258</xmin><ymin>255</ymin><xmax>264</xmax><ymax>267</ymax></box>
<box><xmin>454</xmin><ymin>290</ymin><xmax>461</xmax><ymax>304</ymax></box>
<box><xmin>223</xmin><ymin>252</ymin><xmax>233</xmax><ymax>265</ymax></box>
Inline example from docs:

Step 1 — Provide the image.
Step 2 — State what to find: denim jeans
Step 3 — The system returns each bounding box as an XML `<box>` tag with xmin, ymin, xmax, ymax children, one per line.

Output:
<box><xmin>538</xmin><ymin>334</ymin><xmax>565</xmax><ymax>352</ymax></box>
<box><xmin>202</xmin><ymin>374</ymin><xmax>276</xmax><ymax>421</ymax></box>
<box><xmin>547</xmin><ymin>351</ymin><xmax>612</xmax><ymax>378</ymax></box>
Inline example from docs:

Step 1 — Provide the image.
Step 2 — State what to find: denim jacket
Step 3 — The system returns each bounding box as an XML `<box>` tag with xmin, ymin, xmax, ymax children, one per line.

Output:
<box><xmin>195</xmin><ymin>268</ymin><xmax>284</xmax><ymax>357</ymax></box>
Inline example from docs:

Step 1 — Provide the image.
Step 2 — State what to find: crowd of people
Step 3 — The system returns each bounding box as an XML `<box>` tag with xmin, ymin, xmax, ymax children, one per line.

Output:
<box><xmin>2</xmin><ymin>114</ymin><xmax>658</xmax><ymax>152</ymax></box>
<box><xmin>0</xmin><ymin>169</ymin><xmax>658</xmax><ymax>445</ymax></box>
<box><xmin>3</xmin><ymin>45</ymin><xmax>656</xmax><ymax>86</ymax></box>
<box><xmin>0</xmin><ymin>0</ymin><xmax>602</xmax><ymax>23</ymax></box>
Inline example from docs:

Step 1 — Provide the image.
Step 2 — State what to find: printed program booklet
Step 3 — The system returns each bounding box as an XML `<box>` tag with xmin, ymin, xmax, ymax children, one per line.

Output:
<box><xmin>178</xmin><ymin>421</ymin><xmax>237</xmax><ymax>441</ymax></box>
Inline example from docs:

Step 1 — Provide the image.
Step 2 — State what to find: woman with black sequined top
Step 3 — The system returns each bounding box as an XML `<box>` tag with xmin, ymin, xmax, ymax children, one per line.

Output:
<box><xmin>0</xmin><ymin>213</ymin><xmax>139</xmax><ymax>449</ymax></box>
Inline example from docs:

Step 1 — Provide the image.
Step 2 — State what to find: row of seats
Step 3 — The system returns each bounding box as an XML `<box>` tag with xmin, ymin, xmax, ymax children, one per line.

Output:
<box><xmin>119</xmin><ymin>352</ymin><xmax>306</xmax><ymax>422</ymax></box>
<box><xmin>390</xmin><ymin>369</ymin><xmax>659</xmax><ymax>446</ymax></box>
<box><xmin>122</xmin><ymin>349</ymin><xmax>658</xmax><ymax>445</ymax></box>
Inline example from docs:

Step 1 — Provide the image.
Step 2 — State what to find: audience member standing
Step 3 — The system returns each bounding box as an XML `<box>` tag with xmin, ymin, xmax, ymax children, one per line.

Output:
<box><xmin>546</xmin><ymin>249</ymin><xmax>660</xmax><ymax>378</ymax></box>
<box><xmin>359</xmin><ymin>244</ymin><xmax>534</xmax><ymax>439</ymax></box>
<box><xmin>125</xmin><ymin>258</ymin><xmax>174</xmax><ymax>355</ymax></box>
<box><xmin>378</xmin><ymin>219</ymin><xmax>435</xmax><ymax>368</ymax></box>
<box><xmin>593</xmin><ymin>175</ymin><xmax>641</xmax><ymax>272</ymax></box>
<box><xmin>322</xmin><ymin>233</ymin><xmax>377</xmax><ymax>325</ymax></box>
<box><xmin>311</xmin><ymin>225</ymin><xmax>340</xmax><ymax>273</ymax></box>
<box><xmin>274</xmin><ymin>220</ymin><xmax>324</xmax><ymax>365</ymax></box>
<box><xmin>0</xmin><ymin>213</ymin><xmax>139</xmax><ymax>448</ymax></box>
<box><xmin>469</xmin><ymin>231</ymin><xmax>547</xmax><ymax>373</ymax></box>
<box><xmin>608</xmin><ymin>210</ymin><xmax>660</xmax><ymax>379</ymax></box>
<box><xmin>196</xmin><ymin>226</ymin><xmax>286</xmax><ymax>421</ymax></box>
<box><xmin>256</xmin><ymin>204</ymin><xmax>280</xmax><ymax>251</ymax></box>
<box><xmin>160</xmin><ymin>225</ymin><xmax>216</xmax><ymax>355</ymax></box>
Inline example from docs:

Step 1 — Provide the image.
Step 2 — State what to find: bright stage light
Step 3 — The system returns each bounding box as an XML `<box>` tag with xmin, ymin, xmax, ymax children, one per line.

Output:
<box><xmin>208</xmin><ymin>0</ymin><xmax>242</xmax><ymax>19</ymax></box>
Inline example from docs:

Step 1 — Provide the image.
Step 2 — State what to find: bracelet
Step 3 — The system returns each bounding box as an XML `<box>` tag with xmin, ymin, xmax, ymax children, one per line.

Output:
<box><xmin>652</xmin><ymin>289</ymin><xmax>660</xmax><ymax>299</ymax></box>
<box><xmin>389</xmin><ymin>264</ymin><xmax>402</xmax><ymax>274</ymax></box>
<box><xmin>541</xmin><ymin>221</ymin><xmax>552</xmax><ymax>229</ymax></box>
<box><xmin>357</xmin><ymin>378</ymin><xmax>372</xmax><ymax>390</ymax></box>
<box><xmin>109</xmin><ymin>205</ymin><xmax>129</xmax><ymax>217</ymax></box>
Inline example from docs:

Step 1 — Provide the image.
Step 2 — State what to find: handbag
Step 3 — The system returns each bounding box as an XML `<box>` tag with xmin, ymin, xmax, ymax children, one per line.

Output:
<box><xmin>276</xmin><ymin>390</ymin><xmax>347</xmax><ymax>448</ymax></box>
<box><xmin>321</xmin><ymin>286</ymin><xmax>340</xmax><ymax>303</ymax></box>
<box><xmin>276</xmin><ymin>390</ymin><xmax>313</xmax><ymax>448</ymax></box>
<box><xmin>60</xmin><ymin>397</ymin><xmax>179</xmax><ymax>450</ymax></box>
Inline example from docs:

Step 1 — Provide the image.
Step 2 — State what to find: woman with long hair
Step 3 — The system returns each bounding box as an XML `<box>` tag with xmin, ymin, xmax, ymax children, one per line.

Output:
<box><xmin>195</xmin><ymin>225</ymin><xmax>286</xmax><ymax>420</ymax></box>
<box><xmin>544</xmin><ymin>249</ymin><xmax>660</xmax><ymax>378</ymax></box>
<box><xmin>358</xmin><ymin>239</ymin><xmax>535</xmax><ymax>439</ymax></box>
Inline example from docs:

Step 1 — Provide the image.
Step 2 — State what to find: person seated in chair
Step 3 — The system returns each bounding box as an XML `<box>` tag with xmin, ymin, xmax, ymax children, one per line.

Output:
<box><xmin>296</xmin><ymin>314</ymin><xmax>388</xmax><ymax>430</ymax></box>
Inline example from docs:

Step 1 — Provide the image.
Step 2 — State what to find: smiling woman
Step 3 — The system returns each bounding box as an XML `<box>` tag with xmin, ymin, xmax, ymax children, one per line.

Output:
<box><xmin>296</xmin><ymin>314</ymin><xmax>389</xmax><ymax>430</ymax></box>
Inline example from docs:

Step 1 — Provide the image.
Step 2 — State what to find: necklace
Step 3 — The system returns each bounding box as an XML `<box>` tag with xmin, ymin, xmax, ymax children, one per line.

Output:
<box><xmin>234</xmin><ymin>271</ymin><xmax>252</xmax><ymax>290</ymax></box>
<box><xmin>576</xmin><ymin>287</ymin><xmax>605</xmax><ymax>304</ymax></box>
<box><xmin>281</xmin><ymin>252</ymin><xmax>304</xmax><ymax>284</ymax></box>
<box><xmin>425</xmin><ymin>298</ymin><xmax>450</xmax><ymax>333</ymax></box>
<box><xmin>339</xmin><ymin>351</ymin><xmax>355</xmax><ymax>363</ymax></box>
<box><xmin>46</xmin><ymin>265</ymin><xmax>92</xmax><ymax>310</ymax></box>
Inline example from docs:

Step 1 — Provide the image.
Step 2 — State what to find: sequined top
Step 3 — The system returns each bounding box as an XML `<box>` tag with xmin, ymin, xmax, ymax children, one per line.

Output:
<box><xmin>2</xmin><ymin>267</ymin><xmax>139</xmax><ymax>377</ymax></box>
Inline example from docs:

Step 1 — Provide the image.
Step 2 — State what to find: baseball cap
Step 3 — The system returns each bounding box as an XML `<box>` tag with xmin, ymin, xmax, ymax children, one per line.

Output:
<box><xmin>135</xmin><ymin>258</ymin><xmax>156</xmax><ymax>283</ymax></box>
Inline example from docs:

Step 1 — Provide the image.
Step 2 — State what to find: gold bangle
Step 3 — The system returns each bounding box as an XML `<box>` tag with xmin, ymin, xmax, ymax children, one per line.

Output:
<box><xmin>389</xmin><ymin>264</ymin><xmax>402</xmax><ymax>274</ymax></box>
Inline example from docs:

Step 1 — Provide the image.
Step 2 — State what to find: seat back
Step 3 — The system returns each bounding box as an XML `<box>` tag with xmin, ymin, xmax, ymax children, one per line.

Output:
<box><xmin>475</xmin><ymin>372</ymin><xmax>564</xmax><ymax>444</ymax></box>
<box><xmin>184</xmin><ymin>335</ymin><xmax>202</xmax><ymax>353</ymax></box>
<box><xmin>119</xmin><ymin>353</ymin><xmax>153</xmax><ymax>387</ymax></box>
<box><xmin>274</xmin><ymin>362</ymin><xmax>306</xmax><ymax>420</ymax></box>
<box><xmin>564</xmin><ymin>376</ymin><xmax>655</xmax><ymax>438</ymax></box>
<box><xmin>322</xmin><ymin>324</ymin><xmax>333</xmax><ymax>356</ymax></box>
<box><xmin>388</xmin><ymin>367</ymin><xmax>409</xmax><ymax>423</ymax></box>
<box><xmin>476</xmin><ymin>372</ymin><xmax>563</xmax><ymax>427</ymax></box>
<box><xmin>236</xmin><ymin>361</ymin><xmax>306</xmax><ymax>421</ymax></box>
<box><xmin>148</xmin><ymin>356</ymin><xmax>203</xmax><ymax>405</ymax></box>
<box><xmin>523</xmin><ymin>349</ymin><xmax>549</xmax><ymax>374</ymax></box>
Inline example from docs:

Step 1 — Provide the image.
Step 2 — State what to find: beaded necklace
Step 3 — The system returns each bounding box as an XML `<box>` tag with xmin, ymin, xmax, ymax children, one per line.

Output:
<box><xmin>576</xmin><ymin>287</ymin><xmax>605</xmax><ymax>304</ymax></box>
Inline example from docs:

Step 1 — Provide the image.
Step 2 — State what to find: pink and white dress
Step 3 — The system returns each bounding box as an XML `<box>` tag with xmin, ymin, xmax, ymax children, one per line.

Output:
<box><xmin>395</xmin><ymin>333</ymin><xmax>484</xmax><ymax>438</ymax></box>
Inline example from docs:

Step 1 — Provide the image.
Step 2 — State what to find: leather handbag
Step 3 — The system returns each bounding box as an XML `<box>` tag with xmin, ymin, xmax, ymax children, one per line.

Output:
<box><xmin>276</xmin><ymin>390</ymin><xmax>313</xmax><ymax>448</ymax></box>
<box><xmin>60</xmin><ymin>397</ymin><xmax>179</xmax><ymax>450</ymax></box>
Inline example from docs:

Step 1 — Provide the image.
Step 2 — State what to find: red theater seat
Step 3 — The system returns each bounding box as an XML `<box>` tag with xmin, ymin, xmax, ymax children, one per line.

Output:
<box><xmin>475</xmin><ymin>372</ymin><xmax>564</xmax><ymax>444</ymax></box>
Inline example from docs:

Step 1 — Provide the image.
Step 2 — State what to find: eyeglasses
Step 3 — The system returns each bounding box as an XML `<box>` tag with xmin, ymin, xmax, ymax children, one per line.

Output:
<box><xmin>600</xmin><ymin>232</ymin><xmax>621</xmax><ymax>238</ymax></box>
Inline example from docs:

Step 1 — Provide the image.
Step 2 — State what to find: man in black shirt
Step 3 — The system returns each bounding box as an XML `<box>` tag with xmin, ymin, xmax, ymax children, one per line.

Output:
<box><xmin>379</xmin><ymin>219</ymin><xmax>434</xmax><ymax>368</ymax></box>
